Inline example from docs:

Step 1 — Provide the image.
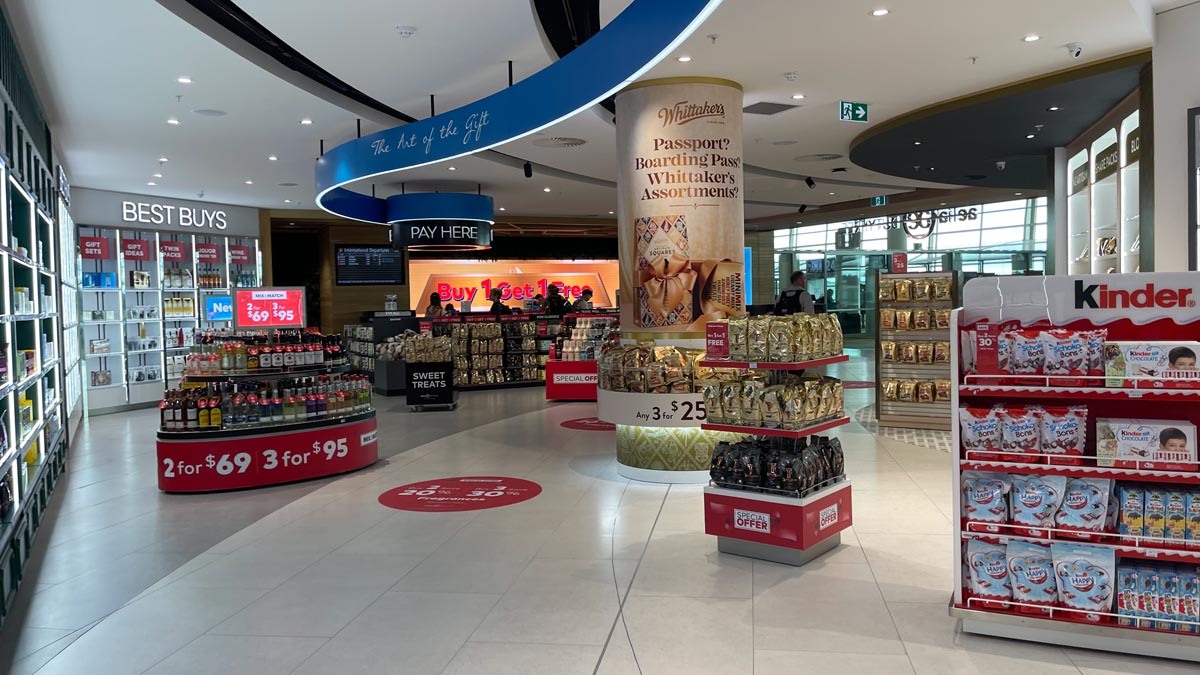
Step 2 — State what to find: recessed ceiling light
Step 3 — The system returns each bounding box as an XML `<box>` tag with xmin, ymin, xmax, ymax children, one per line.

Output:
<box><xmin>791</xmin><ymin>93</ymin><xmax>805</xmax><ymax>100</ymax></box>
<box><xmin>608</xmin><ymin>211</ymin><xmax>615</xmax><ymax>215</ymax></box>
<box><xmin>940</xmin><ymin>202</ymin><xmax>947</xmax><ymax>206</ymax></box>
<box><xmin>677</xmin><ymin>56</ymin><xmax>691</xmax><ymax>62</ymax></box>
<box><xmin>159</xmin><ymin>157</ymin><xmax>169</xmax><ymax>163</ymax></box>
<box><xmin>543</xmin><ymin>187</ymin><xmax>552</xmax><ymax>192</ymax></box>
<box><xmin>1023</xmin><ymin>34</ymin><xmax>1040</xmax><ymax>42</ymax></box>
<box><xmin>1026</xmin><ymin>134</ymin><xmax>1036</xmax><ymax>139</ymax></box>
<box><xmin>147</xmin><ymin>181</ymin><xmax>157</xmax><ymax>186</ymax></box>
<box><xmin>447</xmin><ymin>166</ymin><xmax>456</xmax><ymax>171</ymax></box>
<box><xmin>284</xmin><ymin>199</ymin><xmax>292</xmax><ymax>203</ymax></box>
<box><xmin>498</xmin><ymin>207</ymin><xmax>506</xmax><ymax>211</ymax></box>
<box><xmin>300</xmin><ymin>118</ymin><xmax>313</xmax><ymax>125</ymax></box>
<box><xmin>268</xmin><ymin>155</ymin><xmax>278</xmax><ymax>161</ymax></box>
<box><xmin>913</xmin><ymin>141</ymin><xmax>922</xmax><ymax>146</ymax></box>
<box><xmin>1047</xmin><ymin>106</ymin><xmax>1061</xmax><ymax>112</ymax></box>
<box><xmin>871</xmin><ymin>9</ymin><xmax>890</xmax><ymax>16</ymax></box>
<box><xmin>244</xmin><ymin>180</ymin><xmax>253</xmax><ymax>185</ymax></box>
<box><xmin>166</xmin><ymin>118</ymin><xmax>180</xmax><ymax>125</ymax></box>
<box><xmin>177</xmin><ymin>76</ymin><xmax>192</xmax><ymax>84</ymax></box>
<box><xmin>1015</xmin><ymin>192</ymin><xmax>1023</xmax><ymax>196</ymax></box>
<box><xmin>796</xmin><ymin>220</ymin><xmax>803</xmax><ymax>224</ymax></box>
<box><xmin>153</xmin><ymin>173</ymin><xmax>163</xmax><ymax>179</ymax></box>
<box><xmin>828</xmin><ymin>192</ymin><xmax>836</xmax><ymax>195</ymax></box>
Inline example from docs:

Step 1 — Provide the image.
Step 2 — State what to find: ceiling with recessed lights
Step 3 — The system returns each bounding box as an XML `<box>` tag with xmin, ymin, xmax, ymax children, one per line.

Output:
<box><xmin>2</xmin><ymin>0</ymin><xmax>1156</xmax><ymax>228</ymax></box>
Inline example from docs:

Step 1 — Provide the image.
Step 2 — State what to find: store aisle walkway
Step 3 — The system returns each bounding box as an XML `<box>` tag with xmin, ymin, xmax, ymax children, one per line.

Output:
<box><xmin>0</xmin><ymin>387</ymin><xmax>549</xmax><ymax>674</ymax></box>
<box><xmin>12</xmin><ymin>394</ymin><xmax>1196</xmax><ymax>674</ymax></box>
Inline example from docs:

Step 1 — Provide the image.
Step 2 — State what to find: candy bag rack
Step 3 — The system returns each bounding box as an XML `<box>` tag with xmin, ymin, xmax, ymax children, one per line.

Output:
<box><xmin>951</xmin><ymin>273</ymin><xmax>1200</xmax><ymax>662</ymax></box>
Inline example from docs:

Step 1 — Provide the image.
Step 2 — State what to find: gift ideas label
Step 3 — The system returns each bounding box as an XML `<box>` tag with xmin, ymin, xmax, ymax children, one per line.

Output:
<box><xmin>377</xmin><ymin>477</ymin><xmax>542</xmax><ymax>512</ymax></box>
<box><xmin>616</xmin><ymin>79</ymin><xmax>746</xmax><ymax>333</ymax></box>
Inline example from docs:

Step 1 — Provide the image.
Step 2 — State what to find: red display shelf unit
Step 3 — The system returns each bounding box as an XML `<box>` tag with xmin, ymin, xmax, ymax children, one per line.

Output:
<box><xmin>697</xmin><ymin>354</ymin><xmax>849</xmax><ymax>371</ymax></box>
<box><xmin>959</xmin><ymin>522</ymin><xmax>1200</xmax><ymax>565</ymax></box>
<box><xmin>701</xmin><ymin>416</ymin><xmax>849</xmax><ymax>439</ymax></box>
<box><xmin>959</xmin><ymin>383</ymin><xmax>1200</xmax><ymax>401</ymax></box>
<box><xmin>958</xmin><ymin>458</ymin><xmax>1200</xmax><ymax>485</ymax></box>
<box><xmin>544</xmin><ymin>360</ymin><xmax>598</xmax><ymax>401</ymax></box>
<box><xmin>704</xmin><ymin>479</ymin><xmax>852</xmax><ymax>565</ymax></box>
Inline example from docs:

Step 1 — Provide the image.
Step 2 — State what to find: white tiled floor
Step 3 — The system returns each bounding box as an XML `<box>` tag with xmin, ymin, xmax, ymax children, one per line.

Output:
<box><xmin>3</xmin><ymin>367</ymin><xmax>1199</xmax><ymax>673</ymax></box>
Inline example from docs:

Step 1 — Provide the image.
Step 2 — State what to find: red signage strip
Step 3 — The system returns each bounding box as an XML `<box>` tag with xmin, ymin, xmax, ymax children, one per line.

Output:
<box><xmin>80</xmin><ymin>237</ymin><xmax>112</xmax><ymax>259</ymax></box>
<box><xmin>378</xmin><ymin>476</ymin><xmax>542</xmax><ymax>512</ymax></box>
<box><xmin>196</xmin><ymin>242</ymin><xmax>221</xmax><ymax>263</ymax></box>
<box><xmin>705</xmin><ymin>322</ymin><xmax>730</xmax><ymax>360</ymax></box>
<box><xmin>230</xmin><ymin>245</ymin><xmax>252</xmax><ymax>264</ymax></box>
<box><xmin>703</xmin><ymin>483</ymin><xmax>852</xmax><ymax>551</ymax></box>
<box><xmin>545</xmin><ymin>360</ymin><xmax>599</xmax><ymax>401</ymax></box>
<box><xmin>121</xmin><ymin>238</ymin><xmax>153</xmax><ymax>260</ymax></box>
<box><xmin>233</xmin><ymin>287</ymin><xmax>306</xmax><ymax>329</ymax></box>
<box><xmin>160</xmin><ymin>241</ymin><xmax>188</xmax><ymax>262</ymax></box>
<box><xmin>156</xmin><ymin>415</ymin><xmax>378</xmax><ymax>492</ymax></box>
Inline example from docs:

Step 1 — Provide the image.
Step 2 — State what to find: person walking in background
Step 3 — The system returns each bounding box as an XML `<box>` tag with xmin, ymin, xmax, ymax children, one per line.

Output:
<box><xmin>424</xmin><ymin>292</ymin><xmax>444</xmax><ymax>318</ymax></box>
<box><xmin>571</xmin><ymin>288</ymin><xmax>594</xmax><ymax>312</ymax></box>
<box><xmin>774</xmin><ymin>270</ymin><xmax>815</xmax><ymax>315</ymax></box>
<box><xmin>444</xmin><ymin>302</ymin><xmax>458</xmax><ymax>316</ymax></box>
<box><xmin>545</xmin><ymin>285</ymin><xmax>569</xmax><ymax>314</ymax></box>
<box><xmin>488</xmin><ymin>288</ymin><xmax>513</xmax><ymax>315</ymax></box>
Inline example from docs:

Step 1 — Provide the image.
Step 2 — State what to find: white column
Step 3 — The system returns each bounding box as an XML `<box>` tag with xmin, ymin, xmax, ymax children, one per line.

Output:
<box><xmin>1152</xmin><ymin>3</ymin><xmax>1200</xmax><ymax>271</ymax></box>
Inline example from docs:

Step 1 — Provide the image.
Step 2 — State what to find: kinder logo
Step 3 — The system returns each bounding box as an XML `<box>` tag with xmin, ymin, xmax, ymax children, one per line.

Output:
<box><xmin>733</xmin><ymin>509</ymin><xmax>770</xmax><ymax>533</ymax></box>
<box><xmin>658</xmin><ymin>100</ymin><xmax>725</xmax><ymax>127</ymax></box>
<box><xmin>1026</xmin><ymin>567</ymin><xmax>1049</xmax><ymax>584</ymax></box>
<box><xmin>1117</xmin><ymin>428</ymin><xmax>1153</xmax><ymax>443</ymax></box>
<box><xmin>1019</xmin><ymin>489</ymin><xmax>1044</xmax><ymax>508</ymax></box>
<box><xmin>552</xmin><ymin>374</ymin><xmax>597</xmax><ymax>384</ymax></box>
<box><xmin>1074</xmin><ymin>280</ymin><xmax>1196</xmax><ymax>310</ymax></box>
<box><xmin>818</xmin><ymin>504</ymin><xmax>839</xmax><ymax>530</ymax></box>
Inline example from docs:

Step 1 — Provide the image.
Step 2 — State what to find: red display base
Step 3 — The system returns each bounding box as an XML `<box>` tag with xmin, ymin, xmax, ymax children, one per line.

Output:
<box><xmin>704</xmin><ymin>481</ymin><xmax>852</xmax><ymax>551</ymax></box>
<box><xmin>156</xmin><ymin>411</ymin><xmax>379</xmax><ymax>492</ymax></box>
<box><xmin>545</xmin><ymin>360</ymin><xmax>598</xmax><ymax>400</ymax></box>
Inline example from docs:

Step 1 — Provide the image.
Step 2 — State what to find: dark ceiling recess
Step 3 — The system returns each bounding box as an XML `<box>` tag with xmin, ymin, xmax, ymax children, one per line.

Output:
<box><xmin>533</xmin><ymin>1</ymin><xmax>615</xmax><ymax>115</ymax></box>
<box><xmin>849</xmin><ymin>58</ymin><xmax>1146</xmax><ymax>190</ymax></box>
<box><xmin>178</xmin><ymin>0</ymin><xmax>418</xmax><ymax>123</ymax></box>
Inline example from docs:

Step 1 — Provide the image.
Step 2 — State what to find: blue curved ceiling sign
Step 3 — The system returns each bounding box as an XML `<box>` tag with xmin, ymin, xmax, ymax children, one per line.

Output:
<box><xmin>315</xmin><ymin>0</ymin><xmax>722</xmax><ymax>224</ymax></box>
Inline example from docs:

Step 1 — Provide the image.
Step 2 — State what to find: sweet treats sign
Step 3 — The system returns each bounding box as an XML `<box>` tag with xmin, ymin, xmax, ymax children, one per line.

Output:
<box><xmin>616</xmin><ymin>78</ymin><xmax>746</xmax><ymax>333</ymax></box>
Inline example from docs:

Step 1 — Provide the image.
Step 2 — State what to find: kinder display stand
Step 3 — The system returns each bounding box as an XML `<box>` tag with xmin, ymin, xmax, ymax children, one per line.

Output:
<box><xmin>951</xmin><ymin>273</ymin><xmax>1200</xmax><ymax>662</ymax></box>
<box><xmin>696</xmin><ymin>322</ymin><xmax>853</xmax><ymax>566</ymax></box>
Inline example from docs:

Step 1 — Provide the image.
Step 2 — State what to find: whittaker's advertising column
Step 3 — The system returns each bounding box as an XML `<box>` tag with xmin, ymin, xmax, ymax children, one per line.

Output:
<box><xmin>604</xmin><ymin>78</ymin><xmax>746</xmax><ymax>482</ymax></box>
<box><xmin>616</xmin><ymin>78</ymin><xmax>746</xmax><ymax>335</ymax></box>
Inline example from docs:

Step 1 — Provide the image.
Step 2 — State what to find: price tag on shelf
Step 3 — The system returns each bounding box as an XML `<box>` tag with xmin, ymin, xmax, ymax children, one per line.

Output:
<box><xmin>233</xmin><ymin>288</ymin><xmax>306</xmax><ymax>329</ymax></box>
<box><xmin>597</xmin><ymin>390</ymin><xmax>708</xmax><ymax>428</ymax></box>
<box><xmin>157</xmin><ymin>416</ymin><xmax>378</xmax><ymax>491</ymax></box>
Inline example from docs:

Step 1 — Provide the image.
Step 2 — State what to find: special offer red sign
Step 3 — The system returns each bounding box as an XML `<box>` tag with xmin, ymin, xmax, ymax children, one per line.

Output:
<box><xmin>234</xmin><ymin>287</ymin><xmax>306</xmax><ymax>329</ymax></box>
<box><xmin>196</xmin><ymin>242</ymin><xmax>221</xmax><ymax>263</ymax></box>
<box><xmin>230</xmin><ymin>245</ymin><xmax>252</xmax><ymax>264</ymax></box>
<box><xmin>80</xmin><ymin>237</ymin><xmax>111</xmax><ymax>259</ymax></box>
<box><xmin>160</xmin><ymin>241</ymin><xmax>188</xmax><ymax>262</ymax></box>
<box><xmin>121</xmin><ymin>239</ymin><xmax>153</xmax><ymax>260</ymax></box>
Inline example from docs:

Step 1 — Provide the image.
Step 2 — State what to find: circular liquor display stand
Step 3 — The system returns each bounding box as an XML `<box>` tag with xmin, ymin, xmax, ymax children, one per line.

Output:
<box><xmin>155</xmin><ymin>365</ymin><xmax>379</xmax><ymax>492</ymax></box>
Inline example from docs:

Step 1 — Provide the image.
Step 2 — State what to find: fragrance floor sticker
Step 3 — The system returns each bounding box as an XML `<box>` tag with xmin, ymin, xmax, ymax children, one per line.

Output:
<box><xmin>561</xmin><ymin>417</ymin><xmax>616</xmax><ymax>431</ymax></box>
<box><xmin>378</xmin><ymin>477</ymin><xmax>542</xmax><ymax>512</ymax></box>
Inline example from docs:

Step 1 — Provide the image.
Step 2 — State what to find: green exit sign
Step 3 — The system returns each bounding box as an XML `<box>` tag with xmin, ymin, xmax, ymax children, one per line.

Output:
<box><xmin>839</xmin><ymin>101</ymin><xmax>868</xmax><ymax>123</ymax></box>
<box><xmin>871</xmin><ymin>195</ymin><xmax>887</xmax><ymax>207</ymax></box>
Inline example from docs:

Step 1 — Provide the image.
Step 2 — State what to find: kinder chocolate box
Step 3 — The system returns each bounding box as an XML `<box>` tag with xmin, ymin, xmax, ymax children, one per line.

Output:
<box><xmin>1181</xmin><ymin>568</ymin><xmax>1200</xmax><ymax>634</ymax></box>
<box><xmin>1104</xmin><ymin>341</ymin><xmax>1200</xmax><ymax>389</ymax></box>
<box><xmin>1187</xmin><ymin>491</ymin><xmax>1200</xmax><ymax>550</ymax></box>
<box><xmin>1157</xmin><ymin>566</ymin><xmax>1182</xmax><ymax>631</ymax></box>
<box><xmin>1137</xmin><ymin>564</ymin><xmax>1159</xmax><ymax>629</ymax></box>
<box><xmin>1095</xmin><ymin>418</ymin><xmax>1197</xmax><ymax>471</ymax></box>
<box><xmin>1145</xmin><ymin>488</ymin><xmax>1167</xmax><ymax>544</ymax></box>
<box><xmin>1117</xmin><ymin>485</ymin><xmax>1145</xmax><ymax>543</ymax></box>
<box><xmin>1116</xmin><ymin>566</ymin><xmax>1140</xmax><ymax>627</ymax></box>
<box><xmin>1166</xmin><ymin>489</ymin><xmax>1189</xmax><ymax>549</ymax></box>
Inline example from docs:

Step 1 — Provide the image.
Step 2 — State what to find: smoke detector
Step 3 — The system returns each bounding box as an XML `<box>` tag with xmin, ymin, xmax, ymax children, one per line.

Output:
<box><xmin>395</xmin><ymin>25</ymin><xmax>418</xmax><ymax>38</ymax></box>
<box><xmin>531</xmin><ymin>137</ymin><xmax>587</xmax><ymax>148</ymax></box>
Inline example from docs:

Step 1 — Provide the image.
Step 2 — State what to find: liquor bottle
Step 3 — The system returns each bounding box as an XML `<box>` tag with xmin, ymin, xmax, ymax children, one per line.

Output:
<box><xmin>159</xmin><ymin>397</ymin><xmax>172</xmax><ymax>431</ymax></box>
<box><xmin>246</xmin><ymin>394</ymin><xmax>260</xmax><ymax>425</ymax></box>
<box><xmin>185</xmin><ymin>394</ymin><xmax>199</xmax><ymax>430</ymax></box>
<box><xmin>198</xmin><ymin>397</ymin><xmax>210</xmax><ymax>428</ymax></box>
<box><xmin>210</xmin><ymin>395</ymin><xmax>223</xmax><ymax>429</ymax></box>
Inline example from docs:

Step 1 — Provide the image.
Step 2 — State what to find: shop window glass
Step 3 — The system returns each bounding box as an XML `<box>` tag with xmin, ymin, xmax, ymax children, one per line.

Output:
<box><xmin>980</xmin><ymin>208</ymin><xmax>1027</xmax><ymax>229</ymax></box>
<box><xmin>983</xmin><ymin>199</ymin><xmax>1027</xmax><ymax>212</ymax></box>
<box><xmin>936</xmin><ymin>230</ymin><xmax>983</xmax><ymax>250</ymax></box>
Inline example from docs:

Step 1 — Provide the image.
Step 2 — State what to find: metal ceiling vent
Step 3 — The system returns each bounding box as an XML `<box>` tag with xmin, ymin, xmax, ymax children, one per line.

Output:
<box><xmin>743</xmin><ymin>102</ymin><xmax>798</xmax><ymax>115</ymax></box>
<box><xmin>531</xmin><ymin>137</ymin><xmax>587</xmax><ymax>148</ymax></box>
<box><xmin>794</xmin><ymin>153</ymin><xmax>844</xmax><ymax>162</ymax></box>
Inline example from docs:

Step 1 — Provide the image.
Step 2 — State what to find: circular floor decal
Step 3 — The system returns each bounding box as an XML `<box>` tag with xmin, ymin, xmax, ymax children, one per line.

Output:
<box><xmin>378</xmin><ymin>477</ymin><xmax>542</xmax><ymax>512</ymax></box>
<box><xmin>842</xmin><ymin>380</ymin><xmax>876</xmax><ymax>389</ymax></box>
<box><xmin>561</xmin><ymin>417</ymin><xmax>616</xmax><ymax>431</ymax></box>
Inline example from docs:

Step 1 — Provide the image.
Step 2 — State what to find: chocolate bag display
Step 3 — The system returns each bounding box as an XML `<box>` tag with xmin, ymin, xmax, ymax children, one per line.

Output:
<box><xmin>1052</xmin><ymin>542</ymin><xmax>1115</xmax><ymax>622</ymax></box>
<box><xmin>1010</xmin><ymin>474</ymin><xmax>1067</xmax><ymax>538</ymax></box>
<box><xmin>1007</xmin><ymin>540</ymin><xmax>1057</xmax><ymax>614</ymax></box>
<box><xmin>961</xmin><ymin>471</ymin><xmax>1010</xmax><ymax>531</ymax></box>
<box><xmin>967</xmin><ymin>537</ymin><xmax>1011</xmax><ymax>608</ymax></box>
<box><xmin>1055</xmin><ymin>477</ymin><xmax>1113</xmax><ymax>540</ymax></box>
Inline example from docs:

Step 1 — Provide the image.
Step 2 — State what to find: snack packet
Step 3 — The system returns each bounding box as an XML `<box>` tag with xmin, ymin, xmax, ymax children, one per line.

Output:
<box><xmin>720</xmin><ymin>382</ymin><xmax>743</xmax><ymax>425</ymax></box>
<box><xmin>882</xmin><ymin>380</ymin><xmax>898</xmax><ymax>401</ymax></box>
<box><xmin>741</xmin><ymin>377</ymin><xmax>766</xmax><ymax>427</ymax></box>
<box><xmin>935</xmin><ymin>380</ymin><xmax>952</xmax><ymax>402</ymax></box>
<box><xmin>917</xmin><ymin>381</ymin><xmax>935</xmax><ymax>404</ymax></box>
<box><xmin>935</xmin><ymin>308</ymin><xmax>952</xmax><ymax>330</ymax></box>
<box><xmin>967</xmin><ymin>538</ymin><xmax>1011</xmax><ymax>608</ymax></box>
<box><xmin>880</xmin><ymin>308</ymin><xmax>896</xmax><ymax>330</ymax></box>
<box><xmin>962</xmin><ymin>471</ymin><xmax>1011</xmax><ymax>532</ymax></box>
<box><xmin>881</xmin><ymin>340</ymin><xmax>898</xmax><ymax>363</ymax></box>
<box><xmin>894</xmin><ymin>279</ymin><xmax>913</xmax><ymax>302</ymax></box>
<box><xmin>960</xmin><ymin>406</ymin><xmax>1002</xmax><ymax>461</ymax></box>
<box><xmin>1010</xmin><ymin>474</ymin><xmax>1067</xmax><ymax>538</ymax></box>
<box><xmin>916</xmin><ymin>342</ymin><xmax>934</xmax><ymax>365</ymax></box>
<box><xmin>933</xmin><ymin>277</ymin><xmax>953</xmax><ymax>301</ymax></box>
<box><xmin>913</xmin><ymin>309</ymin><xmax>931</xmax><ymax>331</ymax></box>
<box><xmin>728</xmin><ymin>316</ymin><xmax>749</xmax><ymax>361</ymax></box>
<box><xmin>767</xmin><ymin>318</ymin><xmax>794</xmax><ymax>362</ymax></box>
<box><xmin>934</xmin><ymin>341</ymin><xmax>951</xmax><ymax>364</ymax></box>
<box><xmin>1039</xmin><ymin>406</ymin><xmax>1087</xmax><ymax>466</ymax></box>
<box><xmin>999</xmin><ymin>406</ymin><xmax>1042</xmax><ymax>463</ymax></box>
<box><xmin>1010</xmin><ymin>330</ymin><xmax>1045</xmax><ymax>376</ymax></box>
<box><xmin>1042</xmin><ymin>329</ymin><xmax>1087</xmax><ymax>386</ymax></box>
<box><xmin>1007</xmin><ymin>540</ymin><xmax>1057</xmax><ymax>614</ymax></box>
<box><xmin>700</xmin><ymin>378</ymin><xmax>724</xmax><ymax>424</ymax></box>
<box><xmin>1055</xmin><ymin>478</ymin><xmax>1114</xmax><ymax>540</ymax></box>
<box><xmin>912</xmin><ymin>279</ymin><xmax>931</xmax><ymax>301</ymax></box>
<box><xmin>748</xmin><ymin>317</ymin><xmax>770</xmax><ymax>362</ymax></box>
<box><xmin>1052</xmin><ymin>542</ymin><xmax>1115</xmax><ymax>622</ymax></box>
<box><xmin>898</xmin><ymin>380</ymin><xmax>917</xmax><ymax>402</ymax></box>
<box><xmin>895</xmin><ymin>309</ymin><xmax>912</xmax><ymax>331</ymax></box>
<box><xmin>1117</xmin><ymin>566</ymin><xmax>1140</xmax><ymax>627</ymax></box>
<box><xmin>878</xmin><ymin>278</ymin><xmax>895</xmax><ymax>301</ymax></box>
<box><xmin>901</xmin><ymin>342</ymin><xmax>917</xmax><ymax>364</ymax></box>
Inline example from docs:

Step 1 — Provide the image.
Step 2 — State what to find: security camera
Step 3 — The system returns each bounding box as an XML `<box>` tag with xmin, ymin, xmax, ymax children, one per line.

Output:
<box><xmin>1066</xmin><ymin>43</ymin><xmax>1083</xmax><ymax>59</ymax></box>
<box><xmin>996</xmin><ymin>161</ymin><xmax>1007</xmax><ymax>171</ymax></box>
